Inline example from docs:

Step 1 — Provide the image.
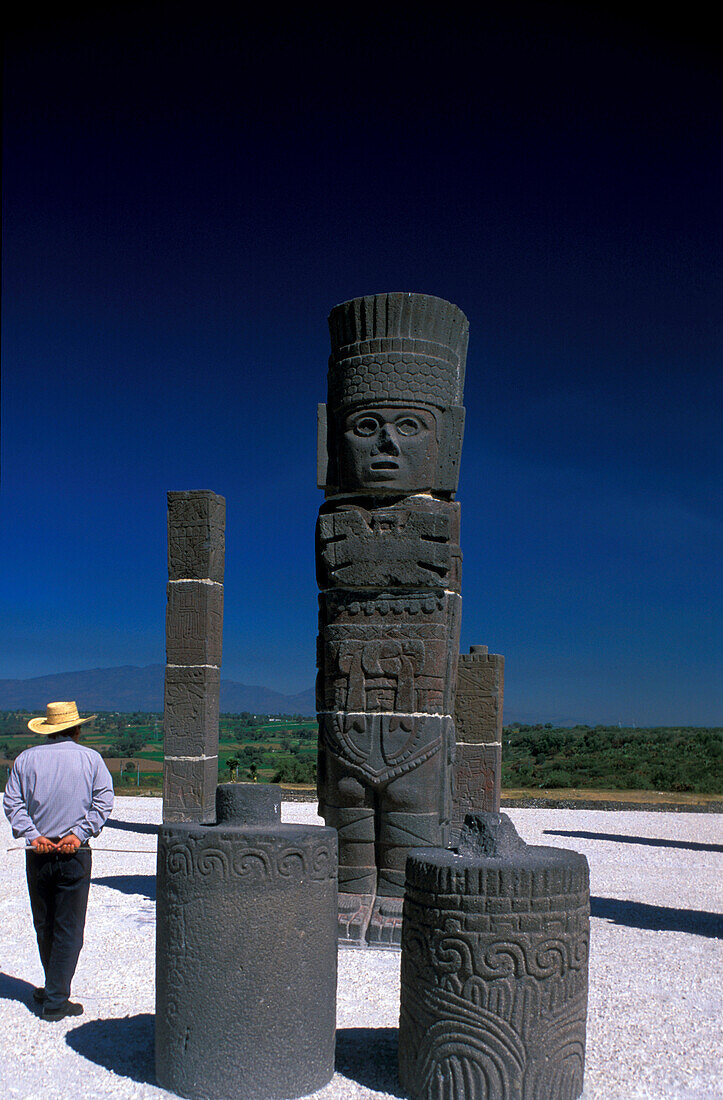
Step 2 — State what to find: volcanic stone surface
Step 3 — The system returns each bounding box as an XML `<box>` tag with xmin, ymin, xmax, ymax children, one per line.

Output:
<box><xmin>399</xmin><ymin>813</ymin><xmax>590</xmax><ymax>1100</ymax></box>
<box><xmin>155</xmin><ymin>786</ymin><xmax>338</xmax><ymax>1100</ymax></box>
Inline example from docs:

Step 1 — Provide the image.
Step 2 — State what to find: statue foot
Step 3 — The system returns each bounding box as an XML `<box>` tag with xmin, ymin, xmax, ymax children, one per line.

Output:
<box><xmin>366</xmin><ymin>896</ymin><xmax>404</xmax><ymax>948</ymax></box>
<box><xmin>338</xmin><ymin>892</ymin><xmax>375</xmax><ymax>946</ymax></box>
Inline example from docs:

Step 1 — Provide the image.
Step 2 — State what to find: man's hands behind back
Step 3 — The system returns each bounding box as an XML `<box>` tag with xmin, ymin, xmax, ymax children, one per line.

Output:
<box><xmin>31</xmin><ymin>834</ymin><xmax>82</xmax><ymax>854</ymax></box>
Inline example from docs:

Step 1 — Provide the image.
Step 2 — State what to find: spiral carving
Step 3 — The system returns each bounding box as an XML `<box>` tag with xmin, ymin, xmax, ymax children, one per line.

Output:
<box><xmin>232</xmin><ymin>847</ymin><xmax>273</xmax><ymax>878</ymax></box>
<box><xmin>277</xmin><ymin>848</ymin><xmax>306</xmax><ymax>878</ymax></box>
<box><xmin>310</xmin><ymin>843</ymin><xmax>336</xmax><ymax>880</ymax></box>
<box><xmin>166</xmin><ymin>842</ymin><xmax>193</xmax><ymax>876</ymax></box>
<box><xmin>530</xmin><ymin>938</ymin><xmax>567</xmax><ymax>979</ymax></box>
<box><xmin>434</xmin><ymin>933</ymin><xmax>474</xmax><ymax>978</ymax></box>
<box><xmin>196</xmin><ymin>846</ymin><xmax>230</xmax><ymax>877</ymax></box>
<box><xmin>480</xmin><ymin>941</ymin><xmax>528</xmax><ymax>980</ymax></box>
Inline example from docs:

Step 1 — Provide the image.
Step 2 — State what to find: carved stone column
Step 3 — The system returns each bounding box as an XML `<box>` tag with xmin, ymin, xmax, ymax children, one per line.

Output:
<box><xmin>163</xmin><ymin>490</ymin><xmax>225</xmax><ymax>823</ymax></box>
<box><xmin>399</xmin><ymin>814</ymin><xmax>589</xmax><ymax>1100</ymax></box>
<box><xmin>453</xmin><ymin>644</ymin><xmax>504</xmax><ymax>835</ymax></box>
<box><xmin>156</xmin><ymin>784</ymin><xmax>338</xmax><ymax>1100</ymax></box>
<box><xmin>316</xmin><ymin>292</ymin><xmax>468</xmax><ymax>947</ymax></box>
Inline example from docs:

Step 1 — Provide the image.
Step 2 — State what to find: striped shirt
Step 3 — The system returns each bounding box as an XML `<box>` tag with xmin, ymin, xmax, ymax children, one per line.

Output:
<box><xmin>3</xmin><ymin>737</ymin><xmax>114</xmax><ymax>844</ymax></box>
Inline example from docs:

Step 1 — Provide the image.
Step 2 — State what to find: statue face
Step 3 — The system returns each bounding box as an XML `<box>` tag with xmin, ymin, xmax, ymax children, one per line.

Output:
<box><xmin>339</xmin><ymin>406</ymin><xmax>438</xmax><ymax>491</ymax></box>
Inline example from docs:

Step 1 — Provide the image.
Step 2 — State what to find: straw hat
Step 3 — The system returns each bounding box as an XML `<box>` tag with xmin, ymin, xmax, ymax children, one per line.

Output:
<box><xmin>28</xmin><ymin>701</ymin><xmax>96</xmax><ymax>735</ymax></box>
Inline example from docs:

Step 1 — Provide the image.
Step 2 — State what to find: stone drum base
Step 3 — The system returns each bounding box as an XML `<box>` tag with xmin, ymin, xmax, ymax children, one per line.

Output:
<box><xmin>156</xmin><ymin>785</ymin><xmax>338</xmax><ymax>1100</ymax></box>
<box><xmin>399</xmin><ymin>814</ymin><xmax>590</xmax><ymax>1100</ymax></box>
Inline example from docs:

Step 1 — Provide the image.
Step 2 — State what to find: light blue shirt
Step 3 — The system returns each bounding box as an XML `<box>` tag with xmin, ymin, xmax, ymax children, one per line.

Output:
<box><xmin>3</xmin><ymin>737</ymin><xmax>114</xmax><ymax>844</ymax></box>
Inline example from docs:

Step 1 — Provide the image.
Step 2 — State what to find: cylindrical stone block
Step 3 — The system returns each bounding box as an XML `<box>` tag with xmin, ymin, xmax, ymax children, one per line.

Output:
<box><xmin>156</xmin><ymin>819</ymin><xmax>338</xmax><ymax>1100</ymax></box>
<box><xmin>215</xmin><ymin>782</ymin><xmax>281</xmax><ymax>826</ymax></box>
<box><xmin>399</xmin><ymin>814</ymin><xmax>589</xmax><ymax>1100</ymax></box>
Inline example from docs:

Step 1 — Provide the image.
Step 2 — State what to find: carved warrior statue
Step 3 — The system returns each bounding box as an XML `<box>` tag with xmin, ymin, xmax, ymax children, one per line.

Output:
<box><xmin>316</xmin><ymin>292</ymin><xmax>468</xmax><ymax>946</ymax></box>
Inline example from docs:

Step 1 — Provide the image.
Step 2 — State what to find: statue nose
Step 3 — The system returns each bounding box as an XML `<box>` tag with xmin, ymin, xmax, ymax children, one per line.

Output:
<box><xmin>377</xmin><ymin>425</ymin><xmax>401</xmax><ymax>455</ymax></box>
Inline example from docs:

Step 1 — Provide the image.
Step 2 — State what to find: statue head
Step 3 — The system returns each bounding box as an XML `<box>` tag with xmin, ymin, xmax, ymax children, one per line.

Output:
<box><xmin>318</xmin><ymin>292</ymin><xmax>469</xmax><ymax>497</ymax></box>
<box><xmin>339</xmin><ymin>405</ymin><xmax>439</xmax><ymax>491</ymax></box>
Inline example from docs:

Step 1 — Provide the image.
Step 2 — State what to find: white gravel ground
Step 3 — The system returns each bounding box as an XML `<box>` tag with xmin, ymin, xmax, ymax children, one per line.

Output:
<box><xmin>1</xmin><ymin>798</ymin><xmax>721</xmax><ymax>1100</ymax></box>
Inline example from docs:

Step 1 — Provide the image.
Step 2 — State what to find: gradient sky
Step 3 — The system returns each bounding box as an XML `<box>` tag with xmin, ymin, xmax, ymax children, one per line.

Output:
<box><xmin>2</xmin><ymin>4</ymin><xmax>720</xmax><ymax>724</ymax></box>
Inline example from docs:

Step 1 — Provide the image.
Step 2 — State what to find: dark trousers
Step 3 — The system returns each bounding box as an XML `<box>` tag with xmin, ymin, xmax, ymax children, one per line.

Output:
<box><xmin>25</xmin><ymin>848</ymin><xmax>91</xmax><ymax>1010</ymax></box>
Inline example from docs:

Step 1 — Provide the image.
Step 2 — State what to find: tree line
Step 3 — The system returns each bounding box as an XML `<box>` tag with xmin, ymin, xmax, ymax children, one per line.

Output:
<box><xmin>502</xmin><ymin>725</ymin><xmax>721</xmax><ymax>793</ymax></box>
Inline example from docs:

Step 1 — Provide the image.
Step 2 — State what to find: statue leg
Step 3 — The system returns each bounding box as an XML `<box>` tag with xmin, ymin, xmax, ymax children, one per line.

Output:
<box><xmin>367</xmin><ymin>752</ymin><xmax>449</xmax><ymax>948</ymax></box>
<box><xmin>320</xmin><ymin>759</ymin><xmax>376</xmax><ymax>946</ymax></box>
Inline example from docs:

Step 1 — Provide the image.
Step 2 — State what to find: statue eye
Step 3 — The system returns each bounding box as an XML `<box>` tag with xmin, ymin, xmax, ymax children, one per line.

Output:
<box><xmin>396</xmin><ymin>417</ymin><xmax>420</xmax><ymax>436</ymax></box>
<box><xmin>354</xmin><ymin>417</ymin><xmax>379</xmax><ymax>436</ymax></box>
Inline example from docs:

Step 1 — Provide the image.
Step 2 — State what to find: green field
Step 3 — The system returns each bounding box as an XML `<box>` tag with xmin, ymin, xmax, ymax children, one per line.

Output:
<box><xmin>0</xmin><ymin>712</ymin><xmax>720</xmax><ymax>796</ymax></box>
<box><xmin>0</xmin><ymin>711</ymin><xmax>317</xmax><ymax>789</ymax></box>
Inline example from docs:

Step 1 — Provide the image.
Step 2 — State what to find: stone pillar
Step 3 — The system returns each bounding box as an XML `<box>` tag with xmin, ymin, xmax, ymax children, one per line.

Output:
<box><xmin>453</xmin><ymin>644</ymin><xmax>504</xmax><ymax>834</ymax></box>
<box><xmin>163</xmin><ymin>490</ymin><xmax>225</xmax><ymax>824</ymax></box>
<box><xmin>155</xmin><ymin>784</ymin><xmax>338</xmax><ymax>1100</ymax></box>
<box><xmin>316</xmin><ymin>292</ymin><xmax>468</xmax><ymax>947</ymax></box>
<box><xmin>399</xmin><ymin>814</ymin><xmax>589</xmax><ymax>1100</ymax></box>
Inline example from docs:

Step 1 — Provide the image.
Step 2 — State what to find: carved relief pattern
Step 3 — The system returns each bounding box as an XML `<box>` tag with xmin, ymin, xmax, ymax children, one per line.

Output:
<box><xmin>167</xmin><ymin>490</ymin><xmax>225</xmax><ymax>582</ymax></box>
<box><xmin>163</xmin><ymin>757</ymin><xmax>218</xmax><ymax>821</ymax></box>
<box><xmin>318</xmin><ymin>503</ymin><xmax>461</xmax><ymax>591</ymax></box>
<box><xmin>319</xmin><ymin>713</ymin><xmax>452</xmax><ymax>786</ymax></box>
<box><xmin>160</xmin><ymin>832</ymin><xmax>337</xmax><ymax>883</ymax></box>
<box><xmin>454</xmin><ymin>651</ymin><xmax>504</xmax><ymax>745</ymax></box>
<box><xmin>164</xmin><ymin>491</ymin><xmax>224</xmax><ymax>825</ymax></box>
<box><xmin>400</xmin><ymin>854</ymin><xmax>589</xmax><ymax>1100</ymax></box>
<box><xmin>165</xmin><ymin>581</ymin><xmax>223</xmax><ymax>667</ymax></box>
<box><xmin>319</xmin><ymin>587</ymin><xmax>461</xmax><ymax>715</ymax></box>
<box><xmin>453</xmin><ymin>743</ymin><xmax>501</xmax><ymax>826</ymax></box>
<box><xmin>163</xmin><ymin>666</ymin><xmax>220</xmax><ymax>756</ymax></box>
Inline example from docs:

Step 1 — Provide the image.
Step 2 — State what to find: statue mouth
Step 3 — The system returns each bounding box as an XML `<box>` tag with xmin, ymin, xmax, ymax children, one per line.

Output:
<box><xmin>370</xmin><ymin>461</ymin><xmax>400</xmax><ymax>471</ymax></box>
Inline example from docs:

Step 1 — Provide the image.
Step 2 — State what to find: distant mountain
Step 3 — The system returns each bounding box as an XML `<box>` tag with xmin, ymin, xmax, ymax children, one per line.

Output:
<box><xmin>0</xmin><ymin>665</ymin><xmax>316</xmax><ymax>716</ymax></box>
<box><xmin>0</xmin><ymin>665</ymin><xmax>593</xmax><ymax>726</ymax></box>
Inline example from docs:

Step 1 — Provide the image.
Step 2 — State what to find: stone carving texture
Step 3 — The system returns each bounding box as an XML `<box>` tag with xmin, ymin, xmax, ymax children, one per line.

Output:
<box><xmin>399</xmin><ymin>814</ymin><xmax>589</xmax><ymax>1100</ymax></box>
<box><xmin>453</xmin><ymin>742</ymin><xmax>502</xmax><ymax>831</ymax></box>
<box><xmin>165</xmin><ymin>580</ymin><xmax>224</xmax><ymax>666</ymax></box>
<box><xmin>163</xmin><ymin>666</ymin><xmax>220</xmax><ymax>757</ymax></box>
<box><xmin>156</xmin><ymin>785</ymin><xmax>337</xmax><ymax>1100</ymax></box>
<box><xmin>163</xmin><ymin>491</ymin><xmax>225</xmax><ymax>824</ymax></box>
<box><xmin>453</xmin><ymin>646</ymin><xmax>504</xmax><ymax>829</ymax></box>
<box><xmin>454</xmin><ymin>646</ymin><xmax>504</xmax><ymax>744</ymax></box>
<box><xmin>162</xmin><ymin>757</ymin><xmax>218</xmax><ymax>823</ymax></box>
<box><xmin>167</xmin><ymin>489</ymin><xmax>226</xmax><ymax>582</ymax></box>
<box><xmin>317</xmin><ymin>292</ymin><xmax>468</xmax><ymax>947</ymax></box>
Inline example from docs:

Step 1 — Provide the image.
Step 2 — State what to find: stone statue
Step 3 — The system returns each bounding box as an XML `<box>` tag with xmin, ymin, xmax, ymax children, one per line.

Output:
<box><xmin>316</xmin><ymin>291</ymin><xmax>468</xmax><ymax>946</ymax></box>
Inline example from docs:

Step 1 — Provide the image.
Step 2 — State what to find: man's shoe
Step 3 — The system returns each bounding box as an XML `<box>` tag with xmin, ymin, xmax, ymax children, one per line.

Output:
<box><xmin>42</xmin><ymin>1001</ymin><xmax>84</xmax><ymax>1022</ymax></box>
<box><xmin>32</xmin><ymin>987</ymin><xmax>46</xmax><ymax>1004</ymax></box>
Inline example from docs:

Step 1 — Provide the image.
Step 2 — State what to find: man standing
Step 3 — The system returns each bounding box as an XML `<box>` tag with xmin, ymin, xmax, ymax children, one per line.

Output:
<box><xmin>4</xmin><ymin>701</ymin><xmax>114</xmax><ymax>1021</ymax></box>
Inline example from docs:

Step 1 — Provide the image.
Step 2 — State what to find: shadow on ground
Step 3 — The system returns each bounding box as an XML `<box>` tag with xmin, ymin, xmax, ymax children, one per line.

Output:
<box><xmin>335</xmin><ymin>1026</ymin><xmax>401</xmax><ymax>1094</ymax></box>
<box><xmin>66</xmin><ymin>1012</ymin><xmax>156</xmax><ymax>1084</ymax></box>
<box><xmin>0</xmin><ymin>971</ymin><xmax>39</xmax><ymax>1008</ymax></box>
<box><xmin>67</xmin><ymin>1018</ymin><xmax>399</xmax><ymax>1093</ymax></box>
<box><xmin>591</xmin><ymin>896</ymin><xmax>723</xmax><ymax>938</ymax></box>
<box><xmin>105</xmin><ymin>818</ymin><xmax>159</xmax><ymax>835</ymax></box>
<box><xmin>93</xmin><ymin>874</ymin><xmax>156</xmax><ymax>900</ymax></box>
<box><xmin>545</xmin><ymin>828</ymin><xmax>723</xmax><ymax>853</ymax></box>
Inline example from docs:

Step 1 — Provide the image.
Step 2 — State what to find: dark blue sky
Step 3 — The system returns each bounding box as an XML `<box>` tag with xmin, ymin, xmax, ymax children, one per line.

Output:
<box><xmin>2</xmin><ymin>5</ymin><xmax>720</xmax><ymax>723</ymax></box>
